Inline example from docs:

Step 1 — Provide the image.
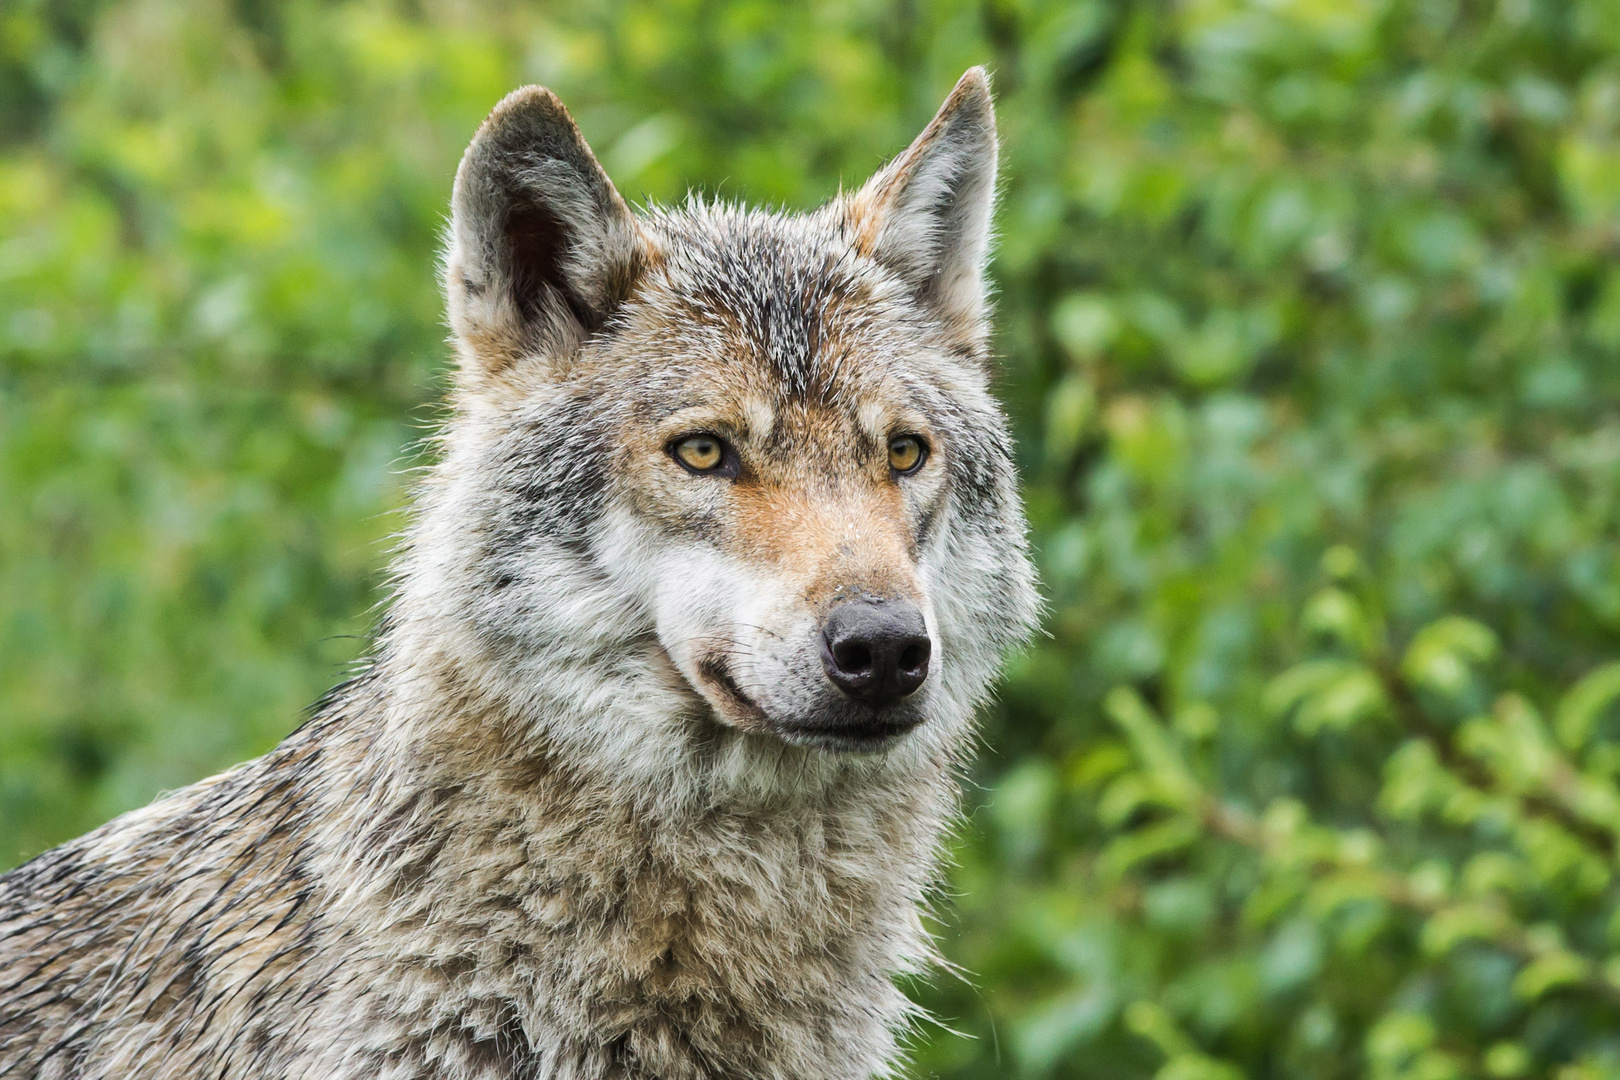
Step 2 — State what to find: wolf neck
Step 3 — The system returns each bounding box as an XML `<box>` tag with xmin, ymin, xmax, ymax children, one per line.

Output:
<box><xmin>320</xmin><ymin>607</ymin><xmax>956</xmax><ymax>1076</ymax></box>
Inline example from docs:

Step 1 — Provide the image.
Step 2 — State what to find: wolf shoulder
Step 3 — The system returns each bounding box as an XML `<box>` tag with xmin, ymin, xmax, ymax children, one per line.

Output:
<box><xmin>0</xmin><ymin>722</ymin><xmax>351</xmax><ymax>1078</ymax></box>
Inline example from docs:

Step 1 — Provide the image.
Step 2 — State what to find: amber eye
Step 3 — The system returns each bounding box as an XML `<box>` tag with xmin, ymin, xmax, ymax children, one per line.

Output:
<box><xmin>672</xmin><ymin>433</ymin><xmax>730</xmax><ymax>475</ymax></box>
<box><xmin>888</xmin><ymin>435</ymin><xmax>927</xmax><ymax>475</ymax></box>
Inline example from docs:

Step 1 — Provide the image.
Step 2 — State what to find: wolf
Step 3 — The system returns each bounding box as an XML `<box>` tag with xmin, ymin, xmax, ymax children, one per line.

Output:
<box><xmin>0</xmin><ymin>67</ymin><xmax>1037</xmax><ymax>1079</ymax></box>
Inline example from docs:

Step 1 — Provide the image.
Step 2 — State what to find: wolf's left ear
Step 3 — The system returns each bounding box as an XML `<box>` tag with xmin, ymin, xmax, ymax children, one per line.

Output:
<box><xmin>848</xmin><ymin>67</ymin><xmax>999</xmax><ymax>343</ymax></box>
<box><xmin>444</xmin><ymin>86</ymin><xmax>648</xmax><ymax>380</ymax></box>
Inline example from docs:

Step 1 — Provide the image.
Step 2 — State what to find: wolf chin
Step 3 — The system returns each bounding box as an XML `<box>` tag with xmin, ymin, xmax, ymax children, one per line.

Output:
<box><xmin>0</xmin><ymin>68</ymin><xmax>1037</xmax><ymax>1080</ymax></box>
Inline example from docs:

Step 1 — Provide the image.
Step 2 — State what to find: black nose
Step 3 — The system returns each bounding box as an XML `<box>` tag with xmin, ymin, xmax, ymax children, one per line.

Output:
<box><xmin>820</xmin><ymin>599</ymin><xmax>931</xmax><ymax>707</ymax></box>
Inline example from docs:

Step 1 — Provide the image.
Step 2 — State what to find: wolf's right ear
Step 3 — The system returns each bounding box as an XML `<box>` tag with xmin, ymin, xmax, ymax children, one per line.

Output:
<box><xmin>444</xmin><ymin>87</ymin><xmax>647</xmax><ymax>378</ymax></box>
<box><xmin>846</xmin><ymin>68</ymin><xmax>999</xmax><ymax>347</ymax></box>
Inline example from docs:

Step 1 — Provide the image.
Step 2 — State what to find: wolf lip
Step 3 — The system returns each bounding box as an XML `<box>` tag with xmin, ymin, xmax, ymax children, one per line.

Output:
<box><xmin>774</xmin><ymin>710</ymin><xmax>924</xmax><ymax>753</ymax></box>
<box><xmin>695</xmin><ymin>654</ymin><xmax>772</xmax><ymax>728</ymax></box>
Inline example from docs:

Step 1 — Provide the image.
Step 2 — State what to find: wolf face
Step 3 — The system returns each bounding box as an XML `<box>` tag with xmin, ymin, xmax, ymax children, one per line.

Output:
<box><xmin>416</xmin><ymin>69</ymin><xmax>1037</xmax><ymax>772</ymax></box>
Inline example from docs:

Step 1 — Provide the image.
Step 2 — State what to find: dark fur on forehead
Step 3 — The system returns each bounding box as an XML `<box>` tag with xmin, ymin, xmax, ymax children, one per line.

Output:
<box><xmin>625</xmin><ymin>196</ymin><xmax>965</xmax><ymax>408</ymax></box>
<box><xmin>638</xmin><ymin>200</ymin><xmax>894</xmax><ymax>401</ymax></box>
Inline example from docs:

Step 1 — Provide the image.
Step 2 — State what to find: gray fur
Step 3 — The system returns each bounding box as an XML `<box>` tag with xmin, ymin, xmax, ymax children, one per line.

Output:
<box><xmin>0</xmin><ymin>68</ymin><xmax>1038</xmax><ymax>1080</ymax></box>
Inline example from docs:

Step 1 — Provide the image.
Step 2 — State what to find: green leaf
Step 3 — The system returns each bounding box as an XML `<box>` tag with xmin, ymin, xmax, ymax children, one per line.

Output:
<box><xmin>1124</xmin><ymin>1000</ymin><xmax>1195</xmax><ymax>1058</ymax></box>
<box><xmin>1421</xmin><ymin>904</ymin><xmax>1509</xmax><ymax>956</ymax></box>
<box><xmin>1044</xmin><ymin>374</ymin><xmax>1097</xmax><ymax>466</ymax></box>
<box><xmin>1100</xmin><ymin>816</ymin><xmax>1201</xmax><ymax>879</ymax></box>
<box><xmin>1401</xmin><ymin>617</ymin><xmax>1499</xmax><ymax>697</ymax></box>
<box><xmin>1263</xmin><ymin>659</ymin><xmax>1357</xmax><ymax>718</ymax></box>
<box><xmin>1513</xmin><ymin>951</ymin><xmax>1590</xmax><ymax>1001</ymax></box>
<box><xmin>1300</xmin><ymin>587</ymin><xmax>1372</xmax><ymax>653</ymax></box>
<box><xmin>1051</xmin><ymin>292</ymin><xmax>1121</xmax><ymax>361</ymax></box>
<box><xmin>1366</xmin><ymin>1012</ymin><xmax>1436</xmax><ymax>1070</ymax></box>
<box><xmin>1483</xmin><ymin>1042</ymin><xmax>1532</xmax><ymax>1079</ymax></box>
<box><xmin>1555</xmin><ymin>662</ymin><xmax>1620</xmax><ymax>752</ymax></box>
<box><xmin>1014</xmin><ymin>982</ymin><xmax>1118</xmax><ymax>1071</ymax></box>
<box><xmin>1104</xmin><ymin>687</ymin><xmax>1201</xmax><ymax>808</ymax></box>
<box><xmin>1157</xmin><ymin>1055</ymin><xmax>1246</xmax><ymax>1080</ymax></box>
<box><xmin>1265</xmin><ymin>660</ymin><xmax>1388</xmax><ymax>734</ymax></box>
<box><xmin>1294</xmin><ymin>667</ymin><xmax>1388</xmax><ymax>734</ymax></box>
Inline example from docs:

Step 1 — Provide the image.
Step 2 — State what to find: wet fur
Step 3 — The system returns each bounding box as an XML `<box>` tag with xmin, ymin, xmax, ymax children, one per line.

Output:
<box><xmin>0</xmin><ymin>69</ymin><xmax>1038</xmax><ymax>1079</ymax></box>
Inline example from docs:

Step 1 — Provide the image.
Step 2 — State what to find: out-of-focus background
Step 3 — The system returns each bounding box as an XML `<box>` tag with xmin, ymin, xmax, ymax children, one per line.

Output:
<box><xmin>3</xmin><ymin>0</ymin><xmax>1620</xmax><ymax>1076</ymax></box>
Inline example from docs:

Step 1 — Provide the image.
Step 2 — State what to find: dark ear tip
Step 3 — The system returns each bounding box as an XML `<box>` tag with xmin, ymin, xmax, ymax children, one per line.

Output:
<box><xmin>930</xmin><ymin>66</ymin><xmax>995</xmax><ymax>144</ymax></box>
<box><xmin>453</xmin><ymin>84</ymin><xmax>592</xmax><ymax>217</ymax></box>
<box><xmin>475</xmin><ymin>84</ymin><xmax>576</xmax><ymax>147</ymax></box>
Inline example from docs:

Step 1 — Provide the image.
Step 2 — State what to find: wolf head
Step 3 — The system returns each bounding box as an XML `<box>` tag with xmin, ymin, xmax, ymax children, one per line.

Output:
<box><xmin>399</xmin><ymin>70</ymin><xmax>1037</xmax><ymax>784</ymax></box>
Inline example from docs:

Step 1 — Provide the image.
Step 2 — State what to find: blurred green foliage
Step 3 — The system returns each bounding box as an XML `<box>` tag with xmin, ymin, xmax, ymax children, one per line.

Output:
<box><xmin>3</xmin><ymin>0</ymin><xmax>1620</xmax><ymax>1076</ymax></box>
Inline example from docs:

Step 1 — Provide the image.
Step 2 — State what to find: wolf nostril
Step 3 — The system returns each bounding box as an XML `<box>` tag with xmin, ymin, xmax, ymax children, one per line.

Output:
<box><xmin>898</xmin><ymin>642</ymin><xmax>928</xmax><ymax>676</ymax></box>
<box><xmin>833</xmin><ymin>642</ymin><xmax>873</xmax><ymax>675</ymax></box>
<box><xmin>820</xmin><ymin>598</ymin><xmax>931</xmax><ymax>708</ymax></box>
